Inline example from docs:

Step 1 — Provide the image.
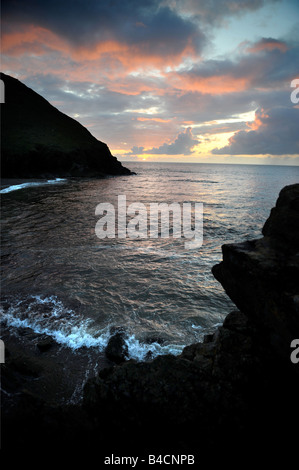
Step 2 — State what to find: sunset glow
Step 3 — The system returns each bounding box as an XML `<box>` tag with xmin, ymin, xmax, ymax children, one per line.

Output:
<box><xmin>1</xmin><ymin>0</ymin><xmax>299</xmax><ymax>165</ymax></box>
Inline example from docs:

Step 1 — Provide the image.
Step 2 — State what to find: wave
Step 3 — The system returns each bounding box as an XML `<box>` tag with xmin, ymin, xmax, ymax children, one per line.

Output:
<box><xmin>0</xmin><ymin>294</ymin><xmax>185</xmax><ymax>361</ymax></box>
<box><xmin>0</xmin><ymin>178</ymin><xmax>66</xmax><ymax>194</ymax></box>
<box><xmin>0</xmin><ymin>295</ymin><xmax>109</xmax><ymax>349</ymax></box>
<box><xmin>125</xmin><ymin>335</ymin><xmax>184</xmax><ymax>360</ymax></box>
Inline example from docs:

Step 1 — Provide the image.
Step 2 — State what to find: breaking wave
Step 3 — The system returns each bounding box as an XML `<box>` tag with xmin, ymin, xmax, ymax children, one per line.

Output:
<box><xmin>0</xmin><ymin>178</ymin><xmax>66</xmax><ymax>194</ymax></box>
<box><xmin>0</xmin><ymin>294</ymin><xmax>186</xmax><ymax>361</ymax></box>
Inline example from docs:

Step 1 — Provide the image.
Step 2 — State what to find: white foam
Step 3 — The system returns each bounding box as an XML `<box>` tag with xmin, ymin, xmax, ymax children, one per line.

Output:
<box><xmin>191</xmin><ymin>324</ymin><xmax>203</xmax><ymax>329</ymax></box>
<box><xmin>125</xmin><ymin>334</ymin><xmax>184</xmax><ymax>361</ymax></box>
<box><xmin>1</xmin><ymin>308</ymin><xmax>111</xmax><ymax>350</ymax></box>
<box><xmin>0</xmin><ymin>295</ymin><xmax>111</xmax><ymax>350</ymax></box>
<box><xmin>0</xmin><ymin>178</ymin><xmax>66</xmax><ymax>194</ymax></box>
<box><xmin>0</xmin><ymin>295</ymin><xmax>187</xmax><ymax>360</ymax></box>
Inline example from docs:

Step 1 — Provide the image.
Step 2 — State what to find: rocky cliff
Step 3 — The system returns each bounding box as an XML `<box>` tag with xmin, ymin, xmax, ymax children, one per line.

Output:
<box><xmin>0</xmin><ymin>73</ymin><xmax>132</xmax><ymax>178</ymax></box>
<box><xmin>1</xmin><ymin>184</ymin><xmax>298</xmax><ymax>462</ymax></box>
<box><xmin>212</xmin><ymin>183</ymin><xmax>299</xmax><ymax>361</ymax></box>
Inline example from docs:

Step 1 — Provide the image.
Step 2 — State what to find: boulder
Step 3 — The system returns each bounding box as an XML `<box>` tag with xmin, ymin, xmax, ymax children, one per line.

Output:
<box><xmin>105</xmin><ymin>331</ymin><xmax>129</xmax><ymax>364</ymax></box>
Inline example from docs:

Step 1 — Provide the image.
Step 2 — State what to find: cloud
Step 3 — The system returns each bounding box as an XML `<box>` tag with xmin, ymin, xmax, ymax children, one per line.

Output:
<box><xmin>171</xmin><ymin>40</ymin><xmax>299</xmax><ymax>94</ymax></box>
<box><xmin>1</xmin><ymin>0</ymin><xmax>206</xmax><ymax>63</ymax></box>
<box><xmin>212</xmin><ymin>107</ymin><xmax>299</xmax><ymax>155</ymax></box>
<box><xmin>130</xmin><ymin>127</ymin><xmax>200</xmax><ymax>155</ymax></box>
<box><xmin>130</xmin><ymin>146</ymin><xmax>147</xmax><ymax>155</ymax></box>
<box><xmin>2</xmin><ymin>0</ymin><xmax>298</xmax><ymax>162</ymax></box>
<box><xmin>165</xmin><ymin>0</ymin><xmax>279</xmax><ymax>24</ymax></box>
<box><xmin>246</xmin><ymin>37</ymin><xmax>288</xmax><ymax>53</ymax></box>
<box><xmin>2</xmin><ymin>0</ymin><xmax>280</xmax><ymax>73</ymax></box>
<box><xmin>2</xmin><ymin>0</ymin><xmax>277</xmax><ymax>41</ymax></box>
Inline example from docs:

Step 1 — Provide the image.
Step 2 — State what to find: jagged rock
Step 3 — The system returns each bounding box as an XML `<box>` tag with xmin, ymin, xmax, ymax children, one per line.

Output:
<box><xmin>0</xmin><ymin>73</ymin><xmax>133</xmax><ymax>178</ymax></box>
<box><xmin>212</xmin><ymin>183</ymin><xmax>299</xmax><ymax>361</ymax></box>
<box><xmin>262</xmin><ymin>183</ymin><xmax>299</xmax><ymax>251</ymax></box>
<box><xmin>105</xmin><ymin>331</ymin><xmax>128</xmax><ymax>364</ymax></box>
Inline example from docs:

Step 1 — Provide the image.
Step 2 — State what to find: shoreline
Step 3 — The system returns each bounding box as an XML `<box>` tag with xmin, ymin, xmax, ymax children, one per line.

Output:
<box><xmin>0</xmin><ymin>172</ymin><xmax>135</xmax><ymax>192</ymax></box>
<box><xmin>1</xmin><ymin>184</ymin><xmax>299</xmax><ymax>460</ymax></box>
<box><xmin>1</xmin><ymin>177</ymin><xmax>50</xmax><ymax>188</ymax></box>
<box><xmin>0</xmin><ymin>177</ymin><xmax>68</xmax><ymax>193</ymax></box>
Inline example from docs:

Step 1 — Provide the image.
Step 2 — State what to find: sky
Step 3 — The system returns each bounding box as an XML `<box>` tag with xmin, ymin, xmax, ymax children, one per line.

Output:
<box><xmin>1</xmin><ymin>0</ymin><xmax>299</xmax><ymax>165</ymax></box>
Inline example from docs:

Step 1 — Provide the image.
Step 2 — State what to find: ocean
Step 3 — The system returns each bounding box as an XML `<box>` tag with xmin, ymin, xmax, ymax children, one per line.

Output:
<box><xmin>1</xmin><ymin>162</ymin><xmax>299</xmax><ymax>366</ymax></box>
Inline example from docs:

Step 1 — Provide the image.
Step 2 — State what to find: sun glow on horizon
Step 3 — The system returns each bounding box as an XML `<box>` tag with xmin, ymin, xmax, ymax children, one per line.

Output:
<box><xmin>2</xmin><ymin>0</ymin><xmax>298</xmax><ymax>165</ymax></box>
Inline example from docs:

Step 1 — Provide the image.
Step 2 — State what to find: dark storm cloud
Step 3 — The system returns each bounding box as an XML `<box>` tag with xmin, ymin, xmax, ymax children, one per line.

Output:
<box><xmin>161</xmin><ymin>87</ymin><xmax>281</xmax><ymax>125</ymax></box>
<box><xmin>2</xmin><ymin>0</ymin><xmax>276</xmax><ymax>35</ymax></box>
<box><xmin>2</xmin><ymin>0</ymin><xmax>280</xmax><ymax>59</ymax></box>
<box><xmin>212</xmin><ymin>107</ymin><xmax>299</xmax><ymax>155</ymax></box>
<box><xmin>174</xmin><ymin>40</ymin><xmax>299</xmax><ymax>92</ymax></box>
<box><xmin>172</xmin><ymin>0</ymin><xmax>279</xmax><ymax>23</ymax></box>
<box><xmin>1</xmin><ymin>0</ymin><xmax>206</xmax><ymax>55</ymax></box>
<box><xmin>129</xmin><ymin>127</ymin><xmax>200</xmax><ymax>155</ymax></box>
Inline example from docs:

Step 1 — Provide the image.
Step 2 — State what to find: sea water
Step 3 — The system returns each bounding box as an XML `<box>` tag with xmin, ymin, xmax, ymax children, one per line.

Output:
<box><xmin>1</xmin><ymin>162</ymin><xmax>298</xmax><ymax>361</ymax></box>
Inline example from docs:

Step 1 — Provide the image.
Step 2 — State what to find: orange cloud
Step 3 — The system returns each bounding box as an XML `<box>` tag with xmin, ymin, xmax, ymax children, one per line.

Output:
<box><xmin>2</xmin><ymin>24</ymin><xmax>197</xmax><ymax>73</ymax></box>
<box><xmin>1</xmin><ymin>24</ymin><xmax>199</xmax><ymax>98</ymax></box>
<box><xmin>1</xmin><ymin>26</ymin><xmax>69</xmax><ymax>56</ymax></box>
<box><xmin>103</xmin><ymin>80</ymin><xmax>165</xmax><ymax>95</ymax></box>
<box><xmin>247</xmin><ymin>109</ymin><xmax>269</xmax><ymax>130</ymax></box>
<box><xmin>136</xmin><ymin>117</ymin><xmax>171</xmax><ymax>122</ymax></box>
<box><xmin>171</xmin><ymin>73</ymin><xmax>250</xmax><ymax>94</ymax></box>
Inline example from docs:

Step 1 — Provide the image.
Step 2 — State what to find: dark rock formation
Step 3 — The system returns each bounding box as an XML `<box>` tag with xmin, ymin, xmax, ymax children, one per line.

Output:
<box><xmin>0</xmin><ymin>73</ymin><xmax>133</xmax><ymax>178</ymax></box>
<box><xmin>262</xmin><ymin>183</ymin><xmax>299</xmax><ymax>251</ymax></box>
<box><xmin>105</xmin><ymin>330</ymin><xmax>129</xmax><ymax>364</ymax></box>
<box><xmin>212</xmin><ymin>183</ymin><xmax>299</xmax><ymax>361</ymax></box>
<box><xmin>1</xmin><ymin>184</ymin><xmax>298</xmax><ymax>463</ymax></box>
<box><xmin>36</xmin><ymin>336</ymin><xmax>55</xmax><ymax>353</ymax></box>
